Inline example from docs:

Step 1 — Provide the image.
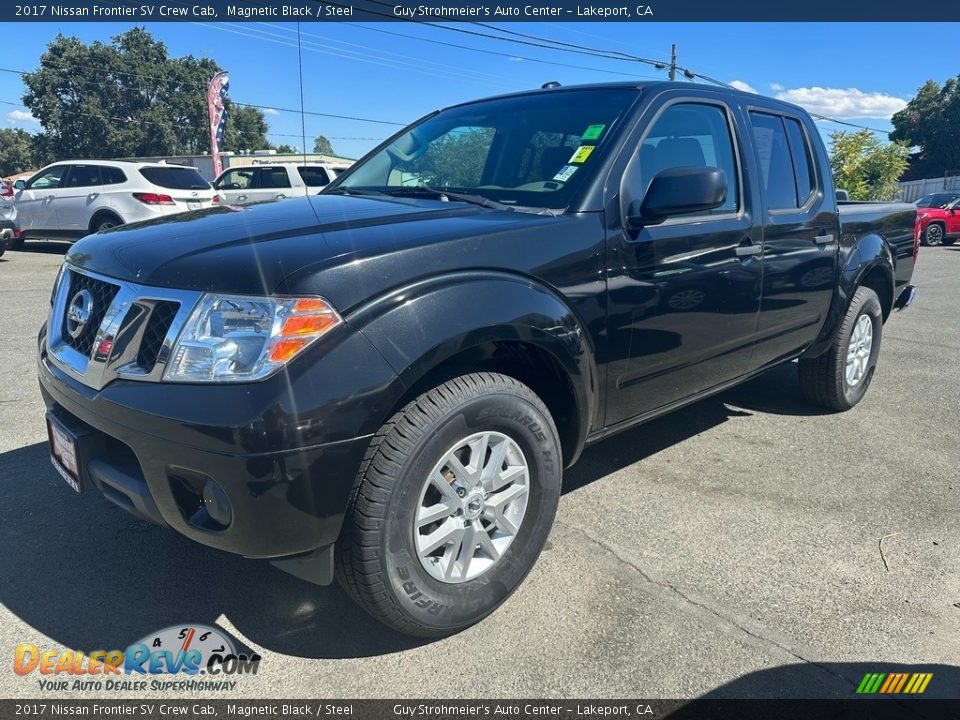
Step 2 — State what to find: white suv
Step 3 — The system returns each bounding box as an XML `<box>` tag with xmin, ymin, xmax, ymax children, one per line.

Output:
<box><xmin>13</xmin><ymin>160</ymin><xmax>218</xmax><ymax>247</ymax></box>
<box><xmin>212</xmin><ymin>162</ymin><xmax>349</xmax><ymax>206</ymax></box>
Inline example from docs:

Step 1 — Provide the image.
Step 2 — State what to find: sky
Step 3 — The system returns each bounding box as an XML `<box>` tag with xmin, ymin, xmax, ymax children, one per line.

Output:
<box><xmin>0</xmin><ymin>21</ymin><xmax>951</xmax><ymax>160</ymax></box>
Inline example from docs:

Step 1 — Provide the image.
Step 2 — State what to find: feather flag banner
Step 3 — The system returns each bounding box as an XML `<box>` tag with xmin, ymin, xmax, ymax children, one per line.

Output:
<box><xmin>207</xmin><ymin>71</ymin><xmax>229</xmax><ymax>177</ymax></box>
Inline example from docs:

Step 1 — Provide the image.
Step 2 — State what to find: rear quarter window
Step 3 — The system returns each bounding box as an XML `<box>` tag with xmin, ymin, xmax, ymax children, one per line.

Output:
<box><xmin>100</xmin><ymin>167</ymin><xmax>127</xmax><ymax>185</ymax></box>
<box><xmin>139</xmin><ymin>167</ymin><xmax>209</xmax><ymax>190</ymax></box>
<box><xmin>298</xmin><ymin>167</ymin><xmax>331</xmax><ymax>187</ymax></box>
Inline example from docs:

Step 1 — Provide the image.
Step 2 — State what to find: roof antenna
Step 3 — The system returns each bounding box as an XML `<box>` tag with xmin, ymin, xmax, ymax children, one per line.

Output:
<box><xmin>541</xmin><ymin>81</ymin><xmax>561</xmax><ymax>89</ymax></box>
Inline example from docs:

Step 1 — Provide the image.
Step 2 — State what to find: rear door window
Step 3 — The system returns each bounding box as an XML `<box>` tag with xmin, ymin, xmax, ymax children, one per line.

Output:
<box><xmin>256</xmin><ymin>167</ymin><xmax>292</xmax><ymax>189</ymax></box>
<box><xmin>750</xmin><ymin>112</ymin><xmax>819</xmax><ymax>211</ymax></box>
<box><xmin>140</xmin><ymin>166</ymin><xmax>210</xmax><ymax>190</ymax></box>
<box><xmin>63</xmin><ymin>165</ymin><xmax>102</xmax><ymax>188</ymax></box>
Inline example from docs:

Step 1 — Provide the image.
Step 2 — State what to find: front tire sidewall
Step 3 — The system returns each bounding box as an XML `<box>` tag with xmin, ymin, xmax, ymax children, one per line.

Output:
<box><xmin>840</xmin><ymin>293</ymin><xmax>882</xmax><ymax>407</ymax></box>
<box><xmin>381</xmin><ymin>394</ymin><xmax>560</xmax><ymax>633</ymax></box>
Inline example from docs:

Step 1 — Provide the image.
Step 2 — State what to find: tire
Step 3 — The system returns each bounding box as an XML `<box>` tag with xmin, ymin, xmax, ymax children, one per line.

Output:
<box><xmin>924</xmin><ymin>223</ymin><xmax>943</xmax><ymax>246</ymax></box>
<box><xmin>336</xmin><ymin>372</ymin><xmax>562</xmax><ymax>637</ymax></box>
<box><xmin>91</xmin><ymin>214</ymin><xmax>122</xmax><ymax>234</ymax></box>
<box><xmin>943</xmin><ymin>237</ymin><xmax>957</xmax><ymax>246</ymax></box>
<box><xmin>798</xmin><ymin>286</ymin><xmax>883</xmax><ymax>411</ymax></box>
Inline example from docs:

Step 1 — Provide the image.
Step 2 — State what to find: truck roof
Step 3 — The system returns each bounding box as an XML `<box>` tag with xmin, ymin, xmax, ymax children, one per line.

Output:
<box><xmin>445</xmin><ymin>80</ymin><xmax>809</xmax><ymax>117</ymax></box>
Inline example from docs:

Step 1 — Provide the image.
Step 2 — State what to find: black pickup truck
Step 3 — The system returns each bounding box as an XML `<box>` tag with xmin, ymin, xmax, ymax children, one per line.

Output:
<box><xmin>38</xmin><ymin>82</ymin><xmax>917</xmax><ymax>637</ymax></box>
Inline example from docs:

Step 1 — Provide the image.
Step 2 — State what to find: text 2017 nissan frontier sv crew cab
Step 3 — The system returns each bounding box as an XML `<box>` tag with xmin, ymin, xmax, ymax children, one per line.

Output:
<box><xmin>38</xmin><ymin>82</ymin><xmax>918</xmax><ymax>637</ymax></box>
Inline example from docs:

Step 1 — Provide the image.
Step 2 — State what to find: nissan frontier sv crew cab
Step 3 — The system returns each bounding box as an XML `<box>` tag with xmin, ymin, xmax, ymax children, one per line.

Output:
<box><xmin>38</xmin><ymin>82</ymin><xmax>918</xmax><ymax>637</ymax></box>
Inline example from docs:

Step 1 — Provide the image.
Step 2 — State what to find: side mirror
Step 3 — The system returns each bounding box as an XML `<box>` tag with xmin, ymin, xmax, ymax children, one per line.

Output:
<box><xmin>628</xmin><ymin>167</ymin><xmax>727</xmax><ymax>228</ymax></box>
<box><xmin>13</xmin><ymin>180</ymin><xmax>25</xmax><ymax>190</ymax></box>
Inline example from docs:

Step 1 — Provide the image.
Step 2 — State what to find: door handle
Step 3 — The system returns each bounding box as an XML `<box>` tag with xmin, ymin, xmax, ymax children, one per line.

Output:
<box><xmin>814</xmin><ymin>233</ymin><xmax>834</xmax><ymax>245</ymax></box>
<box><xmin>87</xmin><ymin>193</ymin><xmax>99</xmax><ymax>200</ymax></box>
<box><xmin>275</xmin><ymin>194</ymin><xmax>286</xmax><ymax>199</ymax></box>
<box><xmin>44</xmin><ymin>195</ymin><xmax>55</xmax><ymax>202</ymax></box>
<box><xmin>735</xmin><ymin>243</ymin><xmax>762</xmax><ymax>257</ymax></box>
<box><xmin>236</xmin><ymin>195</ymin><xmax>247</xmax><ymax>202</ymax></box>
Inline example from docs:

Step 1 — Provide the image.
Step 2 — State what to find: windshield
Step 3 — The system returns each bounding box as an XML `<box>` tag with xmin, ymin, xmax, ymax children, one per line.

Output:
<box><xmin>334</xmin><ymin>89</ymin><xmax>638</xmax><ymax>210</ymax></box>
<box><xmin>916</xmin><ymin>194</ymin><xmax>960</xmax><ymax>209</ymax></box>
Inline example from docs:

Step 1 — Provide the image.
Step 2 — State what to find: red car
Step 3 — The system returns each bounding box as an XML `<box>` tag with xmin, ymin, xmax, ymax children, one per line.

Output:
<box><xmin>915</xmin><ymin>192</ymin><xmax>960</xmax><ymax>245</ymax></box>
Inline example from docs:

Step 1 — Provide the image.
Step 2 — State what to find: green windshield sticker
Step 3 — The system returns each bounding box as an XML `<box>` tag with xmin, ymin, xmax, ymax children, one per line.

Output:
<box><xmin>552</xmin><ymin>165</ymin><xmax>578</xmax><ymax>182</ymax></box>
<box><xmin>569</xmin><ymin>145</ymin><xmax>595</xmax><ymax>164</ymax></box>
<box><xmin>582</xmin><ymin>124</ymin><xmax>606</xmax><ymax>141</ymax></box>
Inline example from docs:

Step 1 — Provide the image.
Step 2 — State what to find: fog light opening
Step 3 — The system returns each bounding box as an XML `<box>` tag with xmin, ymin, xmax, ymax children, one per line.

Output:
<box><xmin>200</xmin><ymin>480</ymin><xmax>233</xmax><ymax>529</ymax></box>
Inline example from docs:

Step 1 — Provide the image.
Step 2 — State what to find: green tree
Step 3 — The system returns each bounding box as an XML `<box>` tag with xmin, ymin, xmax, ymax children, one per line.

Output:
<box><xmin>829</xmin><ymin>130</ymin><xmax>909</xmax><ymax>201</ymax></box>
<box><xmin>0</xmin><ymin>129</ymin><xmax>36</xmax><ymax>176</ymax></box>
<box><xmin>21</xmin><ymin>28</ymin><xmax>269</xmax><ymax>159</ymax></box>
<box><xmin>221</xmin><ymin>105</ymin><xmax>270</xmax><ymax>153</ymax></box>
<box><xmin>313</xmin><ymin>135</ymin><xmax>334</xmax><ymax>155</ymax></box>
<box><xmin>891</xmin><ymin>76</ymin><xmax>960</xmax><ymax>178</ymax></box>
<box><xmin>275</xmin><ymin>144</ymin><xmax>295</xmax><ymax>154</ymax></box>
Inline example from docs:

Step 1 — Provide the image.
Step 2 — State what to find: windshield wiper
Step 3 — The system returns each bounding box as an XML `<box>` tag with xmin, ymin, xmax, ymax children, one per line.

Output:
<box><xmin>323</xmin><ymin>187</ymin><xmax>389</xmax><ymax>197</ymax></box>
<box><xmin>381</xmin><ymin>186</ymin><xmax>514</xmax><ymax>211</ymax></box>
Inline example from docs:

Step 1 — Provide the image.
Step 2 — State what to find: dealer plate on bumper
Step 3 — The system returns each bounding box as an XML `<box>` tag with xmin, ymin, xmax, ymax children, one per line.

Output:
<box><xmin>47</xmin><ymin>416</ymin><xmax>83</xmax><ymax>493</ymax></box>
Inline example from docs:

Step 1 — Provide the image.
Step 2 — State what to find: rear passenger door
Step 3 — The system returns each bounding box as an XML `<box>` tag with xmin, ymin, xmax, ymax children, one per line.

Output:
<box><xmin>252</xmin><ymin>166</ymin><xmax>293</xmax><ymax>203</ymax></box>
<box><xmin>57</xmin><ymin>164</ymin><xmax>104</xmax><ymax>234</ymax></box>
<box><xmin>747</xmin><ymin>111</ymin><xmax>839</xmax><ymax>368</ymax></box>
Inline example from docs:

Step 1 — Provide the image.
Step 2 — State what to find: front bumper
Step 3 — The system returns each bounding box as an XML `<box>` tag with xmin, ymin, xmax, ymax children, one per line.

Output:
<box><xmin>38</xmin><ymin>342</ymin><xmax>372</xmax><ymax>564</ymax></box>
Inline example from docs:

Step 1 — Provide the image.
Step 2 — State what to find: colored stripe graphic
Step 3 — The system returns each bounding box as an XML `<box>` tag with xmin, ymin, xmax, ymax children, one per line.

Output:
<box><xmin>856</xmin><ymin>672</ymin><xmax>932</xmax><ymax>694</ymax></box>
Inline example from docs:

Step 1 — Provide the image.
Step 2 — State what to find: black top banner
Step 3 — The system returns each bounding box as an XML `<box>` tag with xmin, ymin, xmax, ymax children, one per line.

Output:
<box><xmin>4</xmin><ymin>0</ymin><xmax>959</xmax><ymax>22</ymax></box>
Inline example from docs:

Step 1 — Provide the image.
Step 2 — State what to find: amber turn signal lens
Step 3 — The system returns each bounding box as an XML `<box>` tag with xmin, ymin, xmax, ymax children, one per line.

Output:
<box><xmin>269</xmin><ymin>338</ymin><xmax>309</xmax><ymax>363</ymax></box>
<box><xmin>292</xmin><ymin>298</ymin><xmax>330</xmax><ymax>313</ymax></box>
<box><xmin>280</xmin><ymin>314</ymin><xmax>339</xmax><ymax>336</ymax></box>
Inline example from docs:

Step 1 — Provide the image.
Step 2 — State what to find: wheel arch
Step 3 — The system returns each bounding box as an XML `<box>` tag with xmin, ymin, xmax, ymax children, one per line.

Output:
<box><xmin>88</xmin><ymin>209</ymin><xmax>123</xmax><ymax>234</ymax></box>
<box><xmin>346</xmin><ymin>272</ymin><xmax>598</xmax><ymax>467</ymax></box>
<box><xmin>802</xmin><ymin>231</ymin><xmax>894</xmax><ymax>359</ymax></box>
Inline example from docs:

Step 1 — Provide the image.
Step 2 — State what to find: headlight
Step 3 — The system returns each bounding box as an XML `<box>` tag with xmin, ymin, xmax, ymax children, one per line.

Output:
<box><xmin>164</xmin><ymin>294</ymin><xmax>342</xmax><ymax>383</ymax></box>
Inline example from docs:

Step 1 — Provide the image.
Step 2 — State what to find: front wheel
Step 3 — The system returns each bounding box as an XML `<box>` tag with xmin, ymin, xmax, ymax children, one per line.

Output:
<box><xmin>335</xmin><ymin>372</ymin><xmax>562</xmax><ymax>637</ymax></box>
<box><xmin>799</xmin><ymin>286</ymin><xmax>882</xmax><ymax>411</ymax></box>
<box><xmin>924</xmin><ymin>223</ymin><xmax>943</xmax><ymax>246</ymax></box>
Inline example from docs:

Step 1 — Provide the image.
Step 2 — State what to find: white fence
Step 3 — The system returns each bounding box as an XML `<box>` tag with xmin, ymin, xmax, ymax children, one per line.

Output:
<box><xmin>899</xmin><ymin>175</ymin><xmax>960</xmax><ymax>202</ymax></box>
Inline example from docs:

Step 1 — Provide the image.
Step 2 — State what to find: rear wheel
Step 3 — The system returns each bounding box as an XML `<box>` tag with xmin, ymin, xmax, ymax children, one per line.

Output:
<box><xmin>91</xmin><ymin>213</ymin><xmax>122</xmax><ymax>234</ymax></box>
<box><xmin>924</xmin><ymin>223</ymin><xmax>943</xmax><ymax>246</ymax></box>
<box><xmin>798</xmin><ymin>286</ymin><xmax>882</xmax><ymax>411</ymax></box>
<box><xmin>335</xmin><ymin>372</ymin><xmax>562</xmax><ymax>637</ymax></box>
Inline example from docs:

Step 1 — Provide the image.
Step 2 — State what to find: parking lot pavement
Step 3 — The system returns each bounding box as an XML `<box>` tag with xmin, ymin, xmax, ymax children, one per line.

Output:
<box><xmin>1</xmin><ymin>242</ymin><xmax>958</xmax><ymax>700</ymax></box>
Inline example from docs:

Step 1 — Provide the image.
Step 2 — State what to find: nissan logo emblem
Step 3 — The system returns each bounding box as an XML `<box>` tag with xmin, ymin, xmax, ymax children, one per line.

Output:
<box><xmin>66</xmin><ymin>289</ymin><xmax>94</xmax><ymax>339</ymax></box>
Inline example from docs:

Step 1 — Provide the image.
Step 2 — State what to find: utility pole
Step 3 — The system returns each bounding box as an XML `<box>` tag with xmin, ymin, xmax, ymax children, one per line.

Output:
<box><xmin>669</xmin><ymin>44</ymin><xmax>677</xmax><ymax>81</ymax></box>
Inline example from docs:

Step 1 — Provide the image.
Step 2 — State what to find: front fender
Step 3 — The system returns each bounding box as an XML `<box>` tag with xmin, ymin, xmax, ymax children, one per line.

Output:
<box><xmin>345</xmin><ymin>271</ymin><xmax>597</xmax><ymax>458</ymax></box>
<box><xmin>803</xmin><ymin>232</ymin><xmax>894</xmax><ymax>359</ymax></box>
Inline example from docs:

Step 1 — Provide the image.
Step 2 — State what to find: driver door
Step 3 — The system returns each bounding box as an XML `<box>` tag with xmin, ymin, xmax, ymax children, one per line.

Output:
<box><xmin>17</xmin><ymin>165</ymin><xmax>69</xmax><ymax>233</ymax></box>
<box><xmin>604</xmin><ymin>99</ymin><xmax>762</xmax><ymax>425</ymax></box>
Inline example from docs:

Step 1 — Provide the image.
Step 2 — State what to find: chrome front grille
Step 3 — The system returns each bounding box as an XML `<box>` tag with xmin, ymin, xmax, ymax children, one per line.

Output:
<box><xmin>47</xmin><ymin>264</ymin><xmax>201</xmax><ymax>390</ymax></box>
<box><xmin>61</xmin><ymin>271</ymin><xmax>121</xmax><ymax>356</ymax></box>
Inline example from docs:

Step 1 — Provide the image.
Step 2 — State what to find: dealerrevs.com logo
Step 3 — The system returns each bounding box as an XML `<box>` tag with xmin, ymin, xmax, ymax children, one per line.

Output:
<box><xmin>13</xmin><ymin>624</ymin><xmax>261</xmax><ymax>692</ymax></box>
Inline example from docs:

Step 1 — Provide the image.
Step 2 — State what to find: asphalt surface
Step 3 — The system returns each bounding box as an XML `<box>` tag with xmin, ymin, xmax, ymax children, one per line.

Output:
<box><xmin>1</xmin><ymin>241</ymin><xmax>958</xmax><ymax>701</ymax></box>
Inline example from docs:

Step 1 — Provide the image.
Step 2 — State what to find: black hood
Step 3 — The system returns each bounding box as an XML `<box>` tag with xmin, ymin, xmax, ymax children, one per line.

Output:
<box><xmin>65</xmin><ymin>195</ymin><xmax>518</xmax><ymax>295</ymax></box>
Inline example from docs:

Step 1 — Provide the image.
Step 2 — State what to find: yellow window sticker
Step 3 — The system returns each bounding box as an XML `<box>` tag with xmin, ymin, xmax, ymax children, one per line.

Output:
<box><xmin>582</xmin><ymin>124</ymin><xmax>606</xmax><ymax>141</ymax></box>
<box><xmin>552</xmin><ymin>165</ymin><xmax>578</xmax><ymax>182</ymax></box>
<box><xmin>569</xmin><ymin>145</ymin><xmax>595</xmax><ymax>164</ymax></box>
